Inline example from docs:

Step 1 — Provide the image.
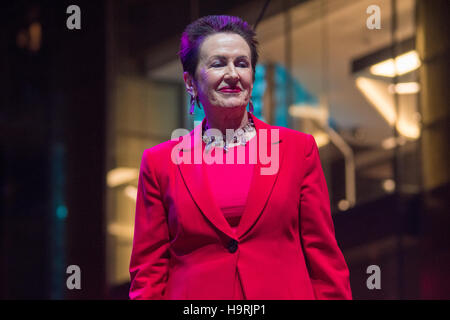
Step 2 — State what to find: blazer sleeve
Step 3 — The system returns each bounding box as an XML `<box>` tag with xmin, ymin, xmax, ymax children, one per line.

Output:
<box><xmin>299</xmin><ymin>134</ymin><xmax>352</xmax><ymax>300</ymax></box>
<box><xmin>129</xmin><ymin>149</ymin><xmax>170</xmax><ymax>300</ymax></box>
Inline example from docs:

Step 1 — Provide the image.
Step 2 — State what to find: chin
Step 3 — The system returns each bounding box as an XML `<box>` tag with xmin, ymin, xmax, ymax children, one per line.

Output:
<box><xmin>218</xmin><ymin>99</ymin><xmax>248</xmax><ymax>109</ymax></box>
<box><xmin>218</xmin><ymin>104</ymin><xmax>246</xmax><ymax>110</ymax></box>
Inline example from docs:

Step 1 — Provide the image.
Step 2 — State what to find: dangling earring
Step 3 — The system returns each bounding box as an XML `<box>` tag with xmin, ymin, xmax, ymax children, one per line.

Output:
<box><xmin>189</xmin><ymin>95</ymin><xmax>196</xmax><ymax>115</ymax></box>
<box><xmin>189</xmin><ymin>95</ymin><xmax>202</xmax><ymax>114</ymax></box>
<box><xmin>249</xmin><ymin>99</ymin><xmax>254</xmax><ymax>114</ymax></box>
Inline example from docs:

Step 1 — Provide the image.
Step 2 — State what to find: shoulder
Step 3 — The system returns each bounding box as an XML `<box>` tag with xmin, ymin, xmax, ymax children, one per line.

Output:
<box><xmin>140</xmin><ymin>137</ymin><xmax>182</xmax><ymax>171</ymax></box>
<box><xmin>138</xmin><ymin>138</ymin><xmax>183</xmax><ymax>184</ymax></box>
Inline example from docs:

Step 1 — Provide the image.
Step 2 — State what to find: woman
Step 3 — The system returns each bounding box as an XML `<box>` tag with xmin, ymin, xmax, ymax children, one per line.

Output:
<box><xmin>129</xmin><ymin>15</ymin><xmax>352</xmax><ymax>300</ymax></box>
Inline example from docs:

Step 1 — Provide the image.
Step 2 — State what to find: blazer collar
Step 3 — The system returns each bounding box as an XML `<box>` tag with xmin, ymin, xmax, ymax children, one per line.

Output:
<box><xmin>176</xmin><ymin>113</ymin><xmax>285</xmax><ymax>240</ymax></box>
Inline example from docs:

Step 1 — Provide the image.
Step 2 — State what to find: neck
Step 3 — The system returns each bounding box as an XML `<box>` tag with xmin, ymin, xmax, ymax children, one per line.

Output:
<box><xmin>204</xmin><ymin>106</ymin><xmax>249</xmax><ymax>135</ymax></box>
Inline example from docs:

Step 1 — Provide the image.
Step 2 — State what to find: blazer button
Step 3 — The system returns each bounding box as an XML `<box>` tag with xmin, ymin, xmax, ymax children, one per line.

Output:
<box><xmin>227</xmin><ymin>239</ymin><xmax>238</xmax><ymax>253</ymax></box>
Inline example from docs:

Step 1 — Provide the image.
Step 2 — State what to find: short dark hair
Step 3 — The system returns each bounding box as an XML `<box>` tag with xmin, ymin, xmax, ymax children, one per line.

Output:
<box><xmin>179</xmin><ymin>15</ymin><xmax>259</xmax><ymax>80</ymax></box>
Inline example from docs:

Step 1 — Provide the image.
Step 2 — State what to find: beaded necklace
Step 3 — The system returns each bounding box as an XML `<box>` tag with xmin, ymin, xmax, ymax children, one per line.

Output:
<box><xmin>202</xmin><ymin>115</ymin><xmax>256</xmax><ymax>153</ymax></box>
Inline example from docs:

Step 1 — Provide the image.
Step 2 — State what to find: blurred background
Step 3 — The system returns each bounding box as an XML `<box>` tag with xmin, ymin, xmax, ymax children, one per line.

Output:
<box><xmin>1</xmin><ymin>0</ymin><xmax>448</xmax><ymax>299</ymax></box>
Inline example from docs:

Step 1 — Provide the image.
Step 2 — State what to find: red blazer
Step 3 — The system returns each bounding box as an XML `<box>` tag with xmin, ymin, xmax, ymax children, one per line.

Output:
<box><xmin>129</xmin><ymin>114</ymin><xmax>352</xmax><ymax>300</ymax></box>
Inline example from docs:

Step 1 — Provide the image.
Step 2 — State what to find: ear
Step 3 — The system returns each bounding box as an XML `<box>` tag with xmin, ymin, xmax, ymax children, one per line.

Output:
<box><xmin>183</xmin><ymin>72</ymin><xmax>197</xmax><ymax>97</ymax></box>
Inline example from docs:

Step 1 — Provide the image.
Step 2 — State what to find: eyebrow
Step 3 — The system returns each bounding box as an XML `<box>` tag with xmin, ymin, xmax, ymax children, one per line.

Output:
<box><xmin>208</xmin><ymin>55</ymin><xmax>250</xmax><ymax>61</ymax></box>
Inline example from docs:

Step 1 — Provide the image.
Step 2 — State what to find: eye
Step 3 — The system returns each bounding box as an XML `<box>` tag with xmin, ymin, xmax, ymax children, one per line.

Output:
<box><xmin>236</xmin><ymin>60</ymin><xmax>249</xmax><ymax>68</ymax></box>
<box><xmin>211</xmin><ymin>61</ymin><xmax>224</xmax><ymax>68</ymax></box>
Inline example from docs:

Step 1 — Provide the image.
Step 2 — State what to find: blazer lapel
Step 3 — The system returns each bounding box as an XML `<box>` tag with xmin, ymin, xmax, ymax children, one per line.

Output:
<box><xmin>177</xmin><ymin>118</ymin><xmax>237</xmax><ymax>239</ymax></box>
<box><xmin>176</xmin><ymin>114</ymin><xmax>285</xmax><ymax>240</ymax></box>
<box><xmin>236</xmin><ymin>114</ymin><xmax>285</xmax><ymax>238</ymax></box>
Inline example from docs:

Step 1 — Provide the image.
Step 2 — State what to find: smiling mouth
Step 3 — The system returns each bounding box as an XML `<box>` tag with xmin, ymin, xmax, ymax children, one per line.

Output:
<box><xmin>218</xmin><ymin>88</ymin><xmax>242</xmax><ymax>93</ymax></box>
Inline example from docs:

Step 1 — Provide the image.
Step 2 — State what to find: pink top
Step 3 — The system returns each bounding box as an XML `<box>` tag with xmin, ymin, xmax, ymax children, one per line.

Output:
<box><xmin>204</xmin><ymin>136</ymin><xmax>256</xmax><ymax>300</ymax></box>
<box><xmin>204</xmin><ymin>135</ymin><xmax>256</xmax><ymax>236</ymax></box>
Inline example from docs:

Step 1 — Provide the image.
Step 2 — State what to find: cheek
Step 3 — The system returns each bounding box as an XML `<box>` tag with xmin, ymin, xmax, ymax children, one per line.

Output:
<box><xmin>240</xmin><ymin>71</ymin><xmax>254</xmax><ymax>90</ymax></box>
<box><xmin>199</xmin><ymin>71</ymin><xmax>221</xmax><ymax>93</ymax></box>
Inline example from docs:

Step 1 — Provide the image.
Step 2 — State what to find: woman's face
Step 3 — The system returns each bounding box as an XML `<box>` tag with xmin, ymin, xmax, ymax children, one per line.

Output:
<box><xmin>186</xmin><ymin>32</ymin><xmax>254</xmax><ymax>111</ymax></box>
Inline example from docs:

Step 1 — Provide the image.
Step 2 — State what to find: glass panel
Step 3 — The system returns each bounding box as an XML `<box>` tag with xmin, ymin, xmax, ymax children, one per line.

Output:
<box><xmin>106</xmin><ymin>75</ymin><xmax>182</xmax><ymax>287</ymax></box>
<box><xmin>256</xmin><ymin>0</ymin><xmax>420</xmax><ymax>212</ymax></box>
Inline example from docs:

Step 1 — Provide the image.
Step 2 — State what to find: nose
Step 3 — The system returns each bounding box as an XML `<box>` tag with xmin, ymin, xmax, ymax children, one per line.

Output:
<box><xmin>224</xmin><ymin>62</ymin><xmax>239</xmax><ymax>83</ymax></box>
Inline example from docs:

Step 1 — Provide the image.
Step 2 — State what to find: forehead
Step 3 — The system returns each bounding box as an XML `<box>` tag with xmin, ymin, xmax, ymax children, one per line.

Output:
<box><xmin>198</xmin><ymin>33</ymin><xmax>251</xmax><ymax>60</ymax></box>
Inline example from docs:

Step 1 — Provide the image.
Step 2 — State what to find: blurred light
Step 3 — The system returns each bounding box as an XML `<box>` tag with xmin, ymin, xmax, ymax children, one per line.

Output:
<box><xmin>382</xmin><ymin>137</ymin><xmax>396</xmax><ymax>149</ymax></box>
<box><xmin>370</xmin><ymin>50</ymin><xmax>421</xmax><ymax>77</ymax></box>
<box><xmin>381</xmin><ymin>136</ymin><xmax>406</xmax><ymax>150</ymax></box>
<box><xmin>288</xmin><ymin>105</ymin><xmax>329</xmax><ymax>125</ymax></box>
<box><xmin>124</xmin><ymin>185</ymin><xmax>138</xmax><ymax>202</ymax></box>
<box><xmin>388</xmin><ymin>82</ymin><xmax>420</xmax><ymax>94</ymax></box>
<box><xmin>355</xmin><ymin>77</ymin><xmax>420</xmax><ymax>139</ymax></box>
<box><xmin>107</xmin><ymin>167</ymin><xmax>138</xmax><ymax>187</ymax></box>
<box><xmin>56</xmin><ymin>205</ymin><xmax>68</xmax><ymax>220</ymax></box>
<box><xmin>338</xmin><ymin>199</ymin><xmax>350</xmax><ymax>211</ymax></box>
<box><xmin>16</xmin><ymin>22</ymin><xmax>42</xmax><ymax>52</ymax></box>
<box><xmin>107</xmin><ymin>223</ymin><xmax>134</xmax><ymax>239</ymax></box>
<box><xmin>28</xmin><ymin>22</ymin><xmax>42</xmax><ymax>52</ymax></box>
<box><xmin>356</xmin><ymin>77</ymin><xmax>396</xmax><ymax>124</ymax></box>
<box><xmin>382</xmin><ymin>179</ymin><xmax>396</xmax><ymax>193</ymax></box>
<box><xmin>397</xmin><ymin>119</ymin><xmax>420</xmax><ymax>139</ymax></box>
<box><xmin>313</xmin><ymin>131</ymin><xmax>330</xmax><ymax>148</ymax></box>
<box><xmin>288</xmin><ymin>105</ymin><xmax>330</xmax><ymax>147</ymax></box>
